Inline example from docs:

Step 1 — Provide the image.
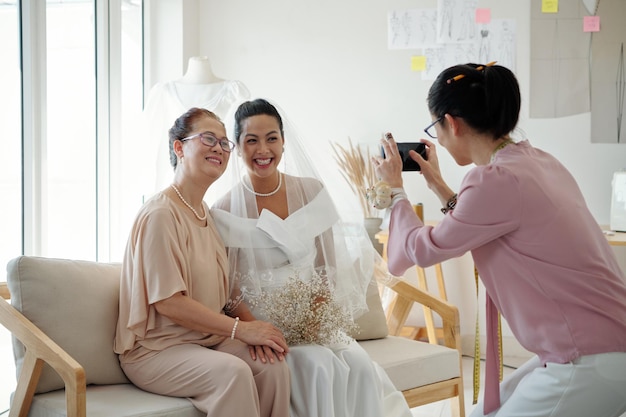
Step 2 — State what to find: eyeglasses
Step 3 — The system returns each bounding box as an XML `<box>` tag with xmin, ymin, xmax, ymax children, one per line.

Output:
<box><xmin>424</xmin><ymin>116</ymin><xmax>443</xmax><ymax>139</ymax></box>
<box><xmin>180</xmin><ymin>132</ymin><xmax>236</xmax><ymax>152</ymax></box>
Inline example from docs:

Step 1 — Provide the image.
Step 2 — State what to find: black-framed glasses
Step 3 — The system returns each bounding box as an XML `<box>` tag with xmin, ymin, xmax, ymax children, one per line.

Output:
<box><xmin>181</xmin><ymin>132</ymin><xmax>236</xmax><ymax>152</ymax></box>
<box><xmin>424</xmin><ymin>116</ymin><xmax>443</xmax><ymax>139</ymax></box>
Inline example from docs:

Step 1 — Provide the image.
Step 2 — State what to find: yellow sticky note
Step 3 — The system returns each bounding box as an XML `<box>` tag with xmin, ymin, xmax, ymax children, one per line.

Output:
<box><xmin>411</xmin><ymin>56</ymin><xmax>426</xmax><ymax>72</ymax></box>
<box><xmin>542</xmin><ymin>0</ymin><xmax>558</xmax><ymax>13</ymax></box>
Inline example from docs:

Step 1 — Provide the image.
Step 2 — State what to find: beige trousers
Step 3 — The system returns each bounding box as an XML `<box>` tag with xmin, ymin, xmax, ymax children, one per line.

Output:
<box><xmin>121</xmin><ymin>339</ymin><xmax>290</xmax><ymax>417</ymax></box>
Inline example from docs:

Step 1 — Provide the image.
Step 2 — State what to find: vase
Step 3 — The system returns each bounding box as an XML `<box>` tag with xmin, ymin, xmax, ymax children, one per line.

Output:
<box><xmin>363</xmin><ymin>217</ymin><xmax>384</xmax><ymax>255</ymax></box>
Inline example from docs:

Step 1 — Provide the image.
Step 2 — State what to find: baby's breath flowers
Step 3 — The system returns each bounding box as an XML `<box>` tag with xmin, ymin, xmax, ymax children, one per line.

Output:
<box><xmin>254</xmin><ymin>270</ymin><xmax>358</xmax><ymax>346</ymax></box>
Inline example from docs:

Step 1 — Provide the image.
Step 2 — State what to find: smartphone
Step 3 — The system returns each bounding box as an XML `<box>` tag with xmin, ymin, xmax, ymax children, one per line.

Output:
<box><xmin>381</xmin><ymin>142</ymin><xmax>427</xmax><ymax>171</ymax></box>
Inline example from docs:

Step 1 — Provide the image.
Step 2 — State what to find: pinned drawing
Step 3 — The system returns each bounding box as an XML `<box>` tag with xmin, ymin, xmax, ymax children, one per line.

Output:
<box><xmin>385</xmin><ymin>3</ymin><xmax>516</xmax><ymax>82</ymax></box>
<box><xmin>477</xmin><ymin>19</ymin><xmax>516</xmax><ymax>71</ymax></box>
<box><xmin>478</xmin><ymin>28</ymin><xmax>491</xmax><ymax>63</ymax></box>
<box><xmin>387</xmin><ymin>9</ymin><xmax>437</xmax><ymax>49</ymax></box>
<box><xmin>437</xmin><ymin>0</ymin><xmax>479</xmax><ymax>44</ymax></box>
<box><xmin>422</xmin><ymin>18</ymin><xmax>514</xmax><ymax>81</ymax></box>
<box><xmin>422</xmin><ymin>43</ymin><xmax>478</xmax><ymax>81</ymax></box>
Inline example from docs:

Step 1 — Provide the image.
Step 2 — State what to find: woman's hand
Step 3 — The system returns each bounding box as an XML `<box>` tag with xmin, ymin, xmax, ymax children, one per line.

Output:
<box><xmin>248</xmin><ymin>344</ymin><xmax>286</xmax><ymax>364</ymax></box>
<box><xmin>410</xmin><ymin>139</ymin><xmax>455</xmax><ymax>205</ymax></box>
<box><xmin>372</xmin><ymin>132</ymin><xmax>403</xmax><ymax>188</ymax></box>
<box><xmin>236</xmin><ymin>320</ymin><xmax>289</xmax><ymax>362</ymax></box>
<box><xmin>409</xmin><ymin>138</ymin><xmax>442</xmax><ymax>190</ymax></box>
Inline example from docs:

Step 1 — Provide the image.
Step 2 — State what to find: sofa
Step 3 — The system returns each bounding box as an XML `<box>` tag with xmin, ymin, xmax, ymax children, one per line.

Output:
<box><xmin>0</xmin><ymin>255</ymin><xmax>464</xmax><ymax>417</ymax></box>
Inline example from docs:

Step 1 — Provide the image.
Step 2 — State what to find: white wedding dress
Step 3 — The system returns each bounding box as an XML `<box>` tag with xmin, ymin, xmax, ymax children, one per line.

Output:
<box><xmin>212</xmin><ymin>186</ymin><xmax>411</xmax><ymax>417</ymax></box>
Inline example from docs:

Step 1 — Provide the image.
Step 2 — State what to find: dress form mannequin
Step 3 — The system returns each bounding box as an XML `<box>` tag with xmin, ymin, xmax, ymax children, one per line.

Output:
<box><xmin>172</xmin><ymin>56</ymin><xmax>227</xmax><ymax>110</ymax></box>
<box><xmin>177</xmin><ymin>56</ymin><xmax>224</xmax><ymax>84</ymax></box>
<box><xmin>140</xmin><ymin>56</ymin><xmax>250</xmax><ymax>198</ymax></box>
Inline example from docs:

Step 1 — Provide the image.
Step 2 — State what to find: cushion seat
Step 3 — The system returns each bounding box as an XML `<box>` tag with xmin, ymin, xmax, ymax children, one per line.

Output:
<box><xmin>359</xmin><ymin>335</ymin><xmax>460</xmax><ymax>391</ymax></box>
<box><xmin>28</xmin><ymin>384</ymin><xmax>203</xmax><ymax>417</ymax></box>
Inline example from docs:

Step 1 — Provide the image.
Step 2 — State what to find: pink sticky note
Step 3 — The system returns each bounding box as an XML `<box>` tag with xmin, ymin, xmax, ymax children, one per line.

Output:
<box><xmin>475</xmin><ymin>8</ymin><xmax>491</xmax><ymax>24</ymax></box>
<box><xmin>583</xmin><ymin>16</ymin><xmax>600</xmax><ymax>32</ymax></box>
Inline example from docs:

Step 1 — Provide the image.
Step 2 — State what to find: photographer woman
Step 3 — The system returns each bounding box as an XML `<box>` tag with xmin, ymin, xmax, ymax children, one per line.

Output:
<box><xmin>372</xmin><ymin>63</ymin><xmax>626</xmax><ymax>417</ymax></box>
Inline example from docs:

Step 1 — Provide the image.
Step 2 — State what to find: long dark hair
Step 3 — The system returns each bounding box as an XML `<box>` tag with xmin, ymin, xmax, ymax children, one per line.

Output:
<box><xmin>427</xmin><ymin>63</ymin><xmax>521</xmax><ymax>140</ymax></box>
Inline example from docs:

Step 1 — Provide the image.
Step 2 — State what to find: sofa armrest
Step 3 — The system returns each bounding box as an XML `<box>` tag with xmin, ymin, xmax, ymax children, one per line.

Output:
<box><xmin>377</xmin><ymin>274</ymin><xmax>461</xmax><ymax>351</ymax></box>
<box><xmin>0</xmin><ymin>295</ymin><xmax>86</xmax><ymax>417</ymax></box>
<box><xmin>0</xmin><ymin>282</ymin><xmax>9</xmax><ymax>301</ymax></box>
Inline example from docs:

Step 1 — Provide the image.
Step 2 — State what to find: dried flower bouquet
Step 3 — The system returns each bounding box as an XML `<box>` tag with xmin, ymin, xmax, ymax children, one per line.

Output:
<box><xmin>254</xmin><ymin>270</ymin><xmax>357</xmax><ymax>346</ymax></box>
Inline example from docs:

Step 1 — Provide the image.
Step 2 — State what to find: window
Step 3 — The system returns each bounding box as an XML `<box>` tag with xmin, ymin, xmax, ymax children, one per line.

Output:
<box><xmin>0</xmin><ymin>0</ymin><xmax>143</xmax><ymax>268</ymax></box>
<box><xmin>46</xmin><ymin>1</ymin><xmax>98</xmax><ymax>260</ymax></box>
<box><xmin>0</xmin><ymin>1</ymin><xmax>143</xmax><ymax>410</ymax></box>
<box><xmin>0</xmin><ymin>1</ymin><xmax>21</xmax><ymax>279</ymax></box>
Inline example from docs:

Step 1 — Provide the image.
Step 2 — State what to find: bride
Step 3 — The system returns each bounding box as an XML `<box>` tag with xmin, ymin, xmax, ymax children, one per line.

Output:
<box><xmin>211</xmin><ymin>98</ymin><xmax>411</xmax><ymax>417</ymax></box>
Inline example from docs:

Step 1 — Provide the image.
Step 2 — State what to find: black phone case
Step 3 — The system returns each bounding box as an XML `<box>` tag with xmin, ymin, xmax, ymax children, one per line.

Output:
<box><xmin>381</xmin><ymin>142</ymin><xmax>427</xmax><ymax>171</ymax></box>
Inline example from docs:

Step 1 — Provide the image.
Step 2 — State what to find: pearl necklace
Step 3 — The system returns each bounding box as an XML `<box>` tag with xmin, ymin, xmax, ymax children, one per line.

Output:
<box><xmin>490</xmin><ymin>139</ymin><xmax>514</xmax><ymax>163</ymax></box>
<box><xmin>241</xmin><ymin>173</ymin><xmax>282</xmax><ymax>197</ymax></box>
<box><xmin>171</xmin><ymin>184</ymin><xmax>207</xmax><ymax>221</ymax></box>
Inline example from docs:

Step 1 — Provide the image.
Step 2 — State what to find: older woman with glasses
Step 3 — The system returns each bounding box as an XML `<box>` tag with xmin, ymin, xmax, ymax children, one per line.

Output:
<box><xmin>372</xmin><ymin>63</ymin><xmax>626</xmax><ymax>417</ymax></box>
<box><xmin>114</xmin><ymin>107</ymin><xmax>291</xmax><ymax>417</ymax></box>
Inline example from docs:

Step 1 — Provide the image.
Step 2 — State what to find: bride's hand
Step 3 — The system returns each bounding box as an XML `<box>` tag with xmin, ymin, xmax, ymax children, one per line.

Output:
<box><xmin>249</xmin><ymin>344</ymin><xmax>286</xmax><ymax>364</ymax></box>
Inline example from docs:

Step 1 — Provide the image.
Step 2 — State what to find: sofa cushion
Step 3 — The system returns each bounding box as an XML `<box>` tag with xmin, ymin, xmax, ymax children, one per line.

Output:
<box><xmin>27</xmin><ymin>384</ymin><xmax>203</xmax><ymax>417</ymax></box>
<box><xmin>350</xmin><ymin>278</ymin><xmax>388</xmax><ymax>341</ymax></box>
<box><xmin>358</xmin><ymin>335</ymin><xmax>460</xmax><ymax>391</ymax></box>
<box><xmin>7</xmin><ymin>256</ymin><xmax>129</xmax><ymax>394</ymax></box>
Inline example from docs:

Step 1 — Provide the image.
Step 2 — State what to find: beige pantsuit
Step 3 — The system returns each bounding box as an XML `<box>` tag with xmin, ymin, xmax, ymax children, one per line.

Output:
<box><xmin>121</xmin><ymin>340</ymin><xmax>290</xmax><ymax>417</ymax></box>
<box><xmin>115</xmin><ymin>194</ymin><xmax>291</xmax><ymax>417</ymax></box>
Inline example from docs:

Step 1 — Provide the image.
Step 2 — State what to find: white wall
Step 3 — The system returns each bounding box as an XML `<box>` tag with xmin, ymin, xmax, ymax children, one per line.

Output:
<box><xmin>156</xmin><ymin>0</ymin><xmax>626</xmax><ymax>347</ymax></box>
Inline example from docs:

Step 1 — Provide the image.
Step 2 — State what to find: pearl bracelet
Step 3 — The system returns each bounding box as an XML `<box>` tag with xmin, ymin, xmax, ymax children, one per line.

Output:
<box><xmin>230</xmin><ymin>317</ymin><xmax>240</xmax><ymax>340</ymax></box>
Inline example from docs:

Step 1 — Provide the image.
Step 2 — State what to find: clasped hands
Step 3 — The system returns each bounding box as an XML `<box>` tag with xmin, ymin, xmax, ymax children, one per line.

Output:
<box><xmin>237</xmin><ymin>319</ymin><xmax>290</xmax><ymax>364</ymax></box>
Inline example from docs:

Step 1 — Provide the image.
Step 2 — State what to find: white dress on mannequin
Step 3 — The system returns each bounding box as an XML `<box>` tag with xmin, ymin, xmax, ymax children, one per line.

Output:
<box><xmin>141</xmin><ymin>56</ymin><xmax>250</xmax><ymax>198</ymax></box>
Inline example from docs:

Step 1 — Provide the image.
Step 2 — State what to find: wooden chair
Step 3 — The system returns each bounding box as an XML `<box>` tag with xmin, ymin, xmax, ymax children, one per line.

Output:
<box><xmin>368</xmin><ymin>273</ymin><xmax>465</xmax><ymax>414</ymax></box>
<box><xmin>376</xmin><ymin>206</ymin><xmax>451</xmax><ymax>345</ymax></box>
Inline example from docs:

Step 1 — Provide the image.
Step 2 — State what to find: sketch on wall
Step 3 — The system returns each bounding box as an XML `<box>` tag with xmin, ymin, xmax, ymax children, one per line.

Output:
<box><xmin>387</xmin><ymin>1</ymin><xmax>516</xmax><ymax>82</ymax></box>
<box><xmin>388</xmin><ymin>9</ymin><xmax>438</xmax><ymax>49</ymax></box>
<box><xmin>420</xmin><ymin>19</ymin><xmax>515</xmax><ymax>81</ymax></box>
<box><xmin>477</xmin><ymin>19</ymin><xmax>516</xmax><ymax>72</ymax></box>
<box><xmin>437</xmin><ymin>0</ymin><xmax>479</xmax><ymax>44</ymax></box>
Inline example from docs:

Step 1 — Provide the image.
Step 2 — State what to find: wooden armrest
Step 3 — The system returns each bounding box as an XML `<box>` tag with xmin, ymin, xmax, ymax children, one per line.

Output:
<box><xmin>0</xmin><ymin>296</ymin><xmax>86</xmax><ymax>417</ymax></box>
<box><xmin>377</xmin><ymin>274</ymin><xmax>461</xmax><ymax>351</ymax></box>
<box><xmin>0</xmin><ymin>282</ymin><xmax>9</xmax><ymax>300</ymax></box>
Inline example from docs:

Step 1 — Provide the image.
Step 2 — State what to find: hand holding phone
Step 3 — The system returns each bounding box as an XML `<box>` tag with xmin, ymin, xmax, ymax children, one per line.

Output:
<box><xmin>381</xmin><ymin>142</ymin><xmax>428</xmax><ymax>171</ymax></box>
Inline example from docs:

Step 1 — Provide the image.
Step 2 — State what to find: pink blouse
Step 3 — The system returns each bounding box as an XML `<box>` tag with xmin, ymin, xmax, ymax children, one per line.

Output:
<box><xmin>386</xmin><ymin>140</ymin><xmax>626</xmax><ymax>414</ymax></box>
